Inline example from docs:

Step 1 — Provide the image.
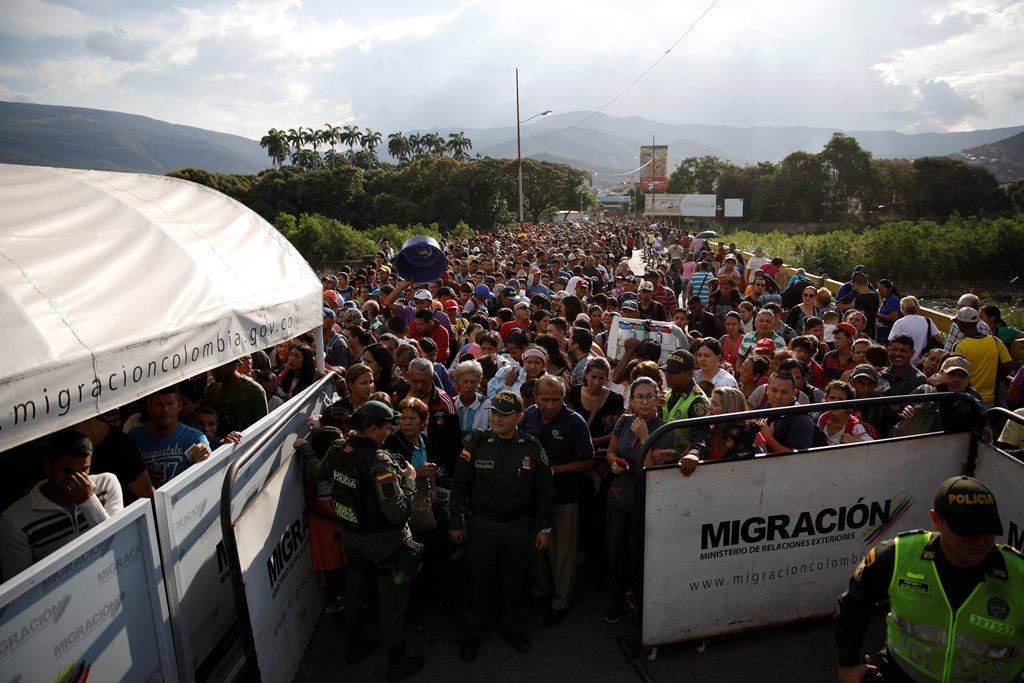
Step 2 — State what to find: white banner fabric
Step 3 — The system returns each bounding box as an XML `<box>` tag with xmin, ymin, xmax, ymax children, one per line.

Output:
<box><xmin>233</xmin><ymin>453</ymin><xmax>323</xmax><ymax>683</ymax></box>
<box><xmin>153</xmin><ymin>380</ymin><xmax>329</xmax><ymax>681</ymax></box>
<box><xmin>0</xmin><ymin>501</ymin><xmax>178</xmax><ymax>682</ymax></box>
<box><xmin>973</xmin><ymin>441</ymin><xmax>1024</xmax><ymax>552</ymax></box>
<box><xmin>641</xmin><ymin>432</ymin><xmax>969</xmax><ymax>646</ymax></box>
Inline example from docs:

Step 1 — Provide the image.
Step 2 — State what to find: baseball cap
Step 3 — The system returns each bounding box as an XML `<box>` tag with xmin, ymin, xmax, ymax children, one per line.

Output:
<box><xmin>353</xmin><ymin>400</ymin><xmax>401</xmax><ymax>424</ymax></box>
<box><xmin>643</xmin><ymin>269</ymin><xmax>659</xmax><ymax>279</ymax></box>
<box><xmin>954</xmin><ymin>307</ymin><xmax>979</xmax><ymax>324</ymax></box>
<box><xmin>443</xmin><ymin>299</ymin><xmax>459</xmax><ymax>311</ymax></box>
<box><xmin>322</xmin><ymin>307</ymin><xmax>336</xmax><ymax>319</ymax></box>
<box><xmin>514</xmin><ymin>301</ymin><xmax>530</xmax><ymax>311</ymax></box>
<box><xmin>835</xmin><ymin>322</ymin><xmax>857</xmax><ymax>338</ymax></box>
<box><xmin>621</xmin><ymin>300</ymin><xmax>639</xmax><ymax>312</ymax></box>
<box><xmin>342</xmin><ymin>300</ymin><xmax>359</xmax><ymax>310</ymax></box>
<box><xmin>941</xmin><ymin>356</ymin><xmax>972</xmax><ymax>376</ymax></box>
<box><xmin>639</xmin><ymin>281</ymin><xmax>654</xmax><ymax>292</ymax></box>
<box><xmin>933</xmin><ymin>476</ymin><xmax>1002</xmax><ymax>536</ymax></box>
<box><xmin>369</xmin><ymin>288</ymin><xmax>380</xmax><ymax>297</ymax></box>
<box><xmin>754</xmin><ymin>338</ymin><xmax>777</xmax><ymax>352</ymax></box>
<box><xmin>575</xmin><ymin>313</ymin><xmax>591</xmax><ymax>324</ymax></box>
<box><xmin>724</xmin><ymin>253</ymin><xmax>738</xmax><ymax>262</ymax></box>
<box><xmin>413</xmin><ymin>289</ymin><xmax>433</xmax><ymax>301</ymax></box>
<box><xmin>849</xmin><ymin>364</ymin><xmax>879</xmax><ymax>383</ymax></box>
<box><xmin>474</xmin><ymin>283</ymin><xmax>494</xmax><ymax>300</ymax></box>
<box><xmin>662</xmin><ymin>349</ymin><xmax>695</xmax><ymax>374</ymax></box>
<box><xmin>491</xmin><ymin>391</ymin><xmax>524</xmax><ymax>414</ymax></box>
<box><xmin>323</xmin><ymin>289</ymin><xmax>339</xmax><ymax>304</ymax></box>
<box><xmin>323</xmin><ymin>274</ymin><xmax>338</xmax><ymax>285</ymax></box>
<box><xmin>853</xmin><ymin>265</ymin><xmax>868</xmax><ymax>274</ymax></box>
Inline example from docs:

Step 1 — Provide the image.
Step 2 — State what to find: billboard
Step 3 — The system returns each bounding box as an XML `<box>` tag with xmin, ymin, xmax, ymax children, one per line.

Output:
<box><xmin>0</xmin><ymin>501</ymin><xmax>178</xmax><ymax>682</ymax></box>
<box><xmin>724</xmin><ymin>198</ymin><xmax>744</xmax><ymax>218</ymax></box>
<box><xmin>639</xmin><ymin>145</ymin><xmax>668</xmax><ymax>192</ymax></box>
<box><xmin>640</xmin><ymin>432</ymin><xmax>969</xmax><ymax>646</ymax></box>
<box><xmin>644</xmin><ymin>193</ymin><xmax>717</xmax><ymax>217</ymax></box>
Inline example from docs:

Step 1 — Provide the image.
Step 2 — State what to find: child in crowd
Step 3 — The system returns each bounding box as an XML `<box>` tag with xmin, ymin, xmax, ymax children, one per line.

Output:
<box><xmin>721</xmin><ymin>420</ymin><xmax>764</xmax><ymax>460</ymax></box>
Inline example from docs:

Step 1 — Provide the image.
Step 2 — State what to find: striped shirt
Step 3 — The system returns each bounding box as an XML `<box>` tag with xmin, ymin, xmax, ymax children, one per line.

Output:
<box><xmin>0</xmin><ymin>474</ymin><xmax>123</xmax><ymax>579</ymax></box>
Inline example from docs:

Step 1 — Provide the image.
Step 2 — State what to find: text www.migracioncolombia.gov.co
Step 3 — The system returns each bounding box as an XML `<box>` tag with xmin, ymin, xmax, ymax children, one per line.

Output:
<box><xmin>688</xmin><ymin>547</ymin><xmax>863</xmax><ymax>592</ymax></box>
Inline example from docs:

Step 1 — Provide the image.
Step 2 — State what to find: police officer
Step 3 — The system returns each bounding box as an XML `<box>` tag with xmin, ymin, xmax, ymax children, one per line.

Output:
<box><xmin>653</xmin><ymin>348</ymin><xmax>711</xmax><ymax>474</ymax></box>
<box><xmin>449</xmin><ymin>391</ymin><xmax>555</xmax><ymax>663</ymax></box>
<box><xmin>834</xmin><ymin>476</ymin><xmax>1024</xmax><ymax>683</ymax></box>
<box><xmin>315</xmin><ymin>400</ymin><xmax>425</xmax><ymax>682</ymax></box>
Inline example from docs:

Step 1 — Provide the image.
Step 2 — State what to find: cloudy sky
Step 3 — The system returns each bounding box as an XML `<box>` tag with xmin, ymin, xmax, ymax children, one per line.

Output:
<box><xmin>2</xmin><ymin>0</ymin><xmax>1022</xmax><ymax>140</ymax></box>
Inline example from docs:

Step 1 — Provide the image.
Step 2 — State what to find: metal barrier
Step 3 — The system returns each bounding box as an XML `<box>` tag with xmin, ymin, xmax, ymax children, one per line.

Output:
<box><xmin>627</xmin><ymin>392</ymin><xmax>981</xmax><ymax>657</ymax></box>
<box><xmin>218</xmin><ymin>372</ymin><xmax>337</xmax><ymax>682</ymax></box>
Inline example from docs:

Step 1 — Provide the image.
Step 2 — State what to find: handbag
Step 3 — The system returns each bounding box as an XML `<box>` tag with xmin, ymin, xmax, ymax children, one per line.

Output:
<box><xmin>409</xmin><ymin>476</ymin><xmax>437</xmax><ymax>532</ymax></box>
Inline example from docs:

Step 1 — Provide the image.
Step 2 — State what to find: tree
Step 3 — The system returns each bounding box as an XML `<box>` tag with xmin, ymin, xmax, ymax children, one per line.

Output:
<box><xmin>447</xmin><ymin>132</ymin><xmax>473</xmax><ymax>162</ymax></box>
<box><xmin>1003</xmin><ymin>178</ymin><xmax>1024</xmax><ymax>213</ymax></box>
<box><xmin>909</xmin><ymin>157</ymin><xmax>1010</xmax><ymax>218</ymax></box>
<box><xmin>322</xmin><ymin>124</ymin><xmax>342</xmax><ymax>168</ymax></box>
<box><xmin>519</xmin><ymin>158</ymin><xmax>589</xmax><ymax>225</ymax></box>
<box><xmin>387</xmin><ymin>132</ymin><xmax>409</xmax><ymax>164</ymax></box>
<box><xmin>667</xmin><ymin>156</ymin><xmax>729</xmax><ymax>194</ymax></box>
<box><xmin>259</xmin><ymin>128</ymin><xmax>289</xmax><ymax>170</ymax></box>
<box><xmin>291</xmin><ymin>148</ymin><xmax>322</xmax><ymax>171</ymax></box>
<box><xmin>285</xmin><ymin>127</ymin><xmax>306</xmax><ymax>158</ymax></box>
<box><xmin>772</xmin><ymin>152</ymin><xmax>829</xmax><ymax>222</ymax></box>
<box><xmin>341</xmin><ymin>125</ymin><xmax>361</xmax><ymax>152</ymax></box>
<box><xmin>360</xmin><ymin>128</ymin><xmax>382</xmax><ymax>165</ymax></box>
<box><xmin>819</xmin><ymin>133</ymin><xmax>874</xmax><ymax>218</ymax></box>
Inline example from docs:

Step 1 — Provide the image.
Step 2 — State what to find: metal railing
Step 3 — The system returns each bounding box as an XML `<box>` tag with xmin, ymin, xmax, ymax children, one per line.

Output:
<box><xmin>218</xmin><ymin>371</ymin><xmax>338</xmax><ymax>682</ymax></box>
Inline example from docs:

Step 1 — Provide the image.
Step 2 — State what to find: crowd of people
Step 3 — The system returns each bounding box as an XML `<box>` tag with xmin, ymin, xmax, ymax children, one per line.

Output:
<box><xmin>1</xmin><ymin>219</ymin><xmax>1022</xmax><ymax>680</ymax></box>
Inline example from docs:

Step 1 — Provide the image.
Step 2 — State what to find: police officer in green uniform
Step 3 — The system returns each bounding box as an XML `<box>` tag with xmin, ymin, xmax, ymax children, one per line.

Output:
<box><xmin>653</xmin><ymin>348</ymin><xmax>711</xmax><ymax>475</ymax></box>
<box><xmin>315</xmin><ymin>400</ymin><xmax>425</xmax><ymax>682</ymax></box>
<box><xmin>449</xmin><ymin>391</ymin><xmax>555</xmax><ymax>663</ymax></box>
<box><xmin>834</xmin><ymin>476</ymin><xmax>1024</xmax><ymax>683</ymax></box>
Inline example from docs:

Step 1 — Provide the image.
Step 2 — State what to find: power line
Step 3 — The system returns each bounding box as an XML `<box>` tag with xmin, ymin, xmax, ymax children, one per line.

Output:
<box><xmin>561</xmin><ymin>0</ymin><xmax>720</xmax><ymax>133</ymax></box>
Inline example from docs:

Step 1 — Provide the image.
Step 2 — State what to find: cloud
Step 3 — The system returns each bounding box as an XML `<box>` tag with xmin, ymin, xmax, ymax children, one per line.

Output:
<box><xmin>915</xmin><ymin>78</ymin><xmax>985</xmax><ymax>124</ymax></box>
<box><xmin>85</xmin><ymin>27</ymin><xmax>149</xmax><ymax>62</ymax></box>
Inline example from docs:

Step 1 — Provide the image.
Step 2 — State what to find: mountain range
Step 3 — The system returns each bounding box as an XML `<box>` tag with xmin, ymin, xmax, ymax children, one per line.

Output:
<box><xmin>1</xmin><ymin>101</ymin><xmax>1022</xmax><ymax>185</ymax></box>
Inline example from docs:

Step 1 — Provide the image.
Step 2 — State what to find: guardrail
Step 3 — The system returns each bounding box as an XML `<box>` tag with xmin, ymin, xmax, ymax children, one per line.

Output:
<box><xmin>218</xmin><ymin>371</ymin><xmax>337</xmax><ymax>682</ymax></box>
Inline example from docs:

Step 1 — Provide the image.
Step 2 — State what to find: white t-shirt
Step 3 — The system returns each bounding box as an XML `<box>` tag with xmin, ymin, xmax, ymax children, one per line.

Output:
<box><xmin>695</xmin><ymin>367</ymin><xmax>739</xmax><ymax>389</ymax></box>
<box><xmin>888</xmin><ymin>314</ymin><xmax>934</xmax><ymax>364</ymax></box>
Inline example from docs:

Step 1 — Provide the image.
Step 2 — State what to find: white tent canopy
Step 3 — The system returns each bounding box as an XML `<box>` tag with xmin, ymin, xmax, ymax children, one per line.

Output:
<box><xmin>0</xmin><ymin>164</ymin><xmax>322</xmax><ymax>452</ymax></box>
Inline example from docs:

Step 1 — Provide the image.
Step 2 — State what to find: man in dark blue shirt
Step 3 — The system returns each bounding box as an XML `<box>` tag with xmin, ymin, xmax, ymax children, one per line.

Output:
<box><xmin>519</xmin><ymin>375</ymin><xmax>595</xmax><ymax>626</ymax></box>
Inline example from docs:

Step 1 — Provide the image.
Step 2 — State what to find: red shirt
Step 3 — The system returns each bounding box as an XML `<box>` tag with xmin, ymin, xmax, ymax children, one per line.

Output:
<box><xmin>408</xmin><ymin>321</ymin><xmax>450</xmax><ymax>364</ymax></box>
<box><xmin>499</xmin><ymin>320</ymin><xmax>530</xmax><ymax>343</ymax></box>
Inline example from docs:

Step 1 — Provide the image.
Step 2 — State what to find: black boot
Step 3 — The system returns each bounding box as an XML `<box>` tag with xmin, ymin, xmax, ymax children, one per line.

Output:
<box><xmin>386</xmin><ymin>641</ymin><xmax>425</xmax><ymax>682</ymax></box>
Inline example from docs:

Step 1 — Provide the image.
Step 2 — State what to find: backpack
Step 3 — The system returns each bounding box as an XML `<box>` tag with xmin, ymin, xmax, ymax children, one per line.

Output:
<box><xmin>777</xmin><ymin>413</ymin><xmax>829</xmax><ymax>449</ymax></box>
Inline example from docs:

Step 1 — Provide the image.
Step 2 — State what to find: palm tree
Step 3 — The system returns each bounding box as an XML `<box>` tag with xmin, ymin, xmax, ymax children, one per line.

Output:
<box><xmin>388</xmin><ymin>132</ymin><xmax>409</xmax><ymax>165</ymax></box>
<box><xmin>292</xmin><ymin>148</ymin><xmax>322</xmax><ymax>171</ymax></box>
<box><xmin>260</xmin><ymin>128</ymin><xmax>289</xmax><ymax>169</ymax></box>
<box><xmin>447</xmin><ymin>131</ymin><xmax>473</xmax><ymax>162</ymax></box>
<box><xmin>322</xmin><ymin>124</ymin><xmax>342</xmax><ymax>168</ymax></box>
<box><xmin>407</xmin><ymin>133</ymin><xmax>423</xmax><ymax>160</ymax></box>
<box><xmin>286</xmin><ymin>127</ymin><xmax>306</xmax><ymax>157</ymax></box>
<box><xmin>423</xmin><ymin>132</ymin><xmax>446</xmax><ymax>157</ymax></box>
<box><xmin>360</xmin><ymin>128</ymin><xmax>382</xmax><ymax>164</ymax></box>
<box><xmin>341</xmin><ymin>125</ymin><xmax>361</xmax><ymax>152</ymax></box>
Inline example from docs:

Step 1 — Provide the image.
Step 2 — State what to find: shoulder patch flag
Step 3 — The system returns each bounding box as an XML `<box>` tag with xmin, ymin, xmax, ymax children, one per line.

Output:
<box><xmin>460</xmin><ymin>449</ymin><xmax>472</xmax><ymax>461</ymax></box>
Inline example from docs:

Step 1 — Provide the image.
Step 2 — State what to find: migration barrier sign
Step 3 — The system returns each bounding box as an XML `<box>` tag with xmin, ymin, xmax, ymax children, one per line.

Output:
<box><xmin>153</xmin><ymin>381</ymin><xmax>329</xmax><ymax>681</ymax></box>
<box><xmin>644</xmin><ymin>193</ymin><xmax>717</xmax><ymax>217</ymax></box>
<box><xmin>0</xmin><ymin>501</ymin><xmax>178</xmax><ymax>682</ymax></box>
<box><xmin>640</xmin><ymin>432</ymin><xmax>969</xmax><ymax>646</ymax></box>
<box><xmin>973</xmin><ymin>441</ymin><xmax>1024</xmax><ymax>552</ymax></box>
<box><xmin>232</xmin><ymin>452</ymin><xmax>323</xmax><ymax>682</ymax></box>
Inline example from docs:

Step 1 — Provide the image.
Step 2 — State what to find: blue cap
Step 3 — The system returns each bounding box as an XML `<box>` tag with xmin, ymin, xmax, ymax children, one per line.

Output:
<box><xmin>474</xmin><ymin>283</ymin><xmax>494</xmax><ymax>300</ymax></box>
<box><xmin>323</xmin><ymin>307</ymin><xmax>336</xmax><ymax>319</ymax></box>
<box><xmin>370</xmin><ymin>288</ymin><xmax>380</xmax><ymax>296</ymax></box>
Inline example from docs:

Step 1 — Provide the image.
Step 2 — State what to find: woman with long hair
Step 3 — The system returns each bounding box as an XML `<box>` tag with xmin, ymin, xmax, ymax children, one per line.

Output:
<box><xmin>338</xmin><ymin>363</ymin><xmax>375</xmax><ymax>414</ymax></box>
<box><xmin>719</xmin><ymin>311</ymin><xmax>744</xmax><ymax>372</ymax></box>
<box><xmin>980</xmin><ymin>304</ymin><xmax>1024</xmax><ymax>349</ymax></box>
<box><xmin>875</xmin><ymin>279</ymin><xmax>902</xmax><ymax>343</ymax></box>
<box><xmin>786</xmin><ymin>285</ymin><xmax>822</xmax><ymax>335</ymax></box>
<box><xmin>561</xmin><ymin>295</ymin><xmax>585</xmax><ymax>326</ymax></box>
<box><xmin>363</xmin><ymin>342</ymin><xmax>403</xmax><ymax>395</ymax></box>
<box><xmin>271</xmin><ymin>340</ymin><xmax>295</xmax><ymax>375</ymax></box>
<box><xmin>535</xmin><ymin>334</ymin><xmax>572</xmax><ymax>381</ymax></box>
<box><xmin>567</xmin><ymin>357</ymin><xmax>625</xmax><ymax>454</ymax></box>
<box><xmin>706</xmin><ymin>386</ymin><xmax>751</xmax><ymax>459</ymax></box>
<box><xmin>279</xmin><ymin>344</ymin><xmax>315</xmax><ymax>399</ymax></box>
<box><xmin>603</xmin><ymin>377</ymin><xmax>673</xmax><ymax>625</ymax></box>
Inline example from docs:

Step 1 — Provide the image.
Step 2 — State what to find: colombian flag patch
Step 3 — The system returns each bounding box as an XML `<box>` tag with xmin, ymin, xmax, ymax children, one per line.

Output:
<box><xmin>460</xmin><ymin>449</ymin><xmax>472</xmax><ymax>461</ymax></box>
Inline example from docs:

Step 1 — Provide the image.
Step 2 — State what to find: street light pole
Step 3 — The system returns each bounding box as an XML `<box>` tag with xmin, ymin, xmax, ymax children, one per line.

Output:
<box><xmin>515</xmin><ymin>69</ymin><xmax>551</xmax><ymax>229</ymax></box>
<box><xmin>516</xmin><ymin>68</ymin><xmax>523</xmax><ymax>228</ymax></box>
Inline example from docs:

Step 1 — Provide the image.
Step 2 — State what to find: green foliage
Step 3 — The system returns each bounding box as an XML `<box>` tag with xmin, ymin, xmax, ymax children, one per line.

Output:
<box><xmin>908</xmin><ymin>157</ymin><xmax>1009</xmax><ymax>218</ymax></box>
<box><xmin>274</xmin><ymin>213</ymin><xmax>375</xmax><ymax>261</ymax></box>
<box><xmin>1006</xmin><ymin>179</ymin><xmax>1024</xmax><ymax>213</ymax></box>
<box><xmin>728</xmin><ymin>214</ymin><xmax>1024</xmax><ymax>281</ymax></box>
